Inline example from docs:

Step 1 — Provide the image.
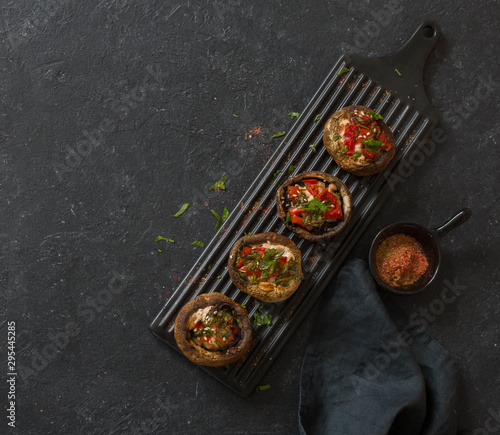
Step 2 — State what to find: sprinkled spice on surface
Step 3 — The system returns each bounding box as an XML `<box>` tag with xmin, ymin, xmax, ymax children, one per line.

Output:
<box><xmin>375</xmin><ymin>234</ymin><xmax>429</xmax><ymax>287</ymax></box>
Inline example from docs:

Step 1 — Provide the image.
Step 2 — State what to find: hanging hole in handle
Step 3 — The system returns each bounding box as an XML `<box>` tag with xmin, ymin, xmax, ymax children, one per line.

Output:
<box><xmin>422</xmin><ymin>25</ymin><xmax>436</xmax><ymax>38</ymax></box>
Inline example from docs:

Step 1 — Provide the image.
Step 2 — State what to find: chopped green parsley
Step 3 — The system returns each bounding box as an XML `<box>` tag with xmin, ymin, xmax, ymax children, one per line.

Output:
<box><xmin>173</xmin><ymin>203</ymin><xmax>189</xmax><ymax>217</ymax></box>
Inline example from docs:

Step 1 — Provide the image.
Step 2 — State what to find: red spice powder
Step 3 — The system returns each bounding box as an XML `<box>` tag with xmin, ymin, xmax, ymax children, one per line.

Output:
<box><xmin>245</xmin><ymin>126</ymin><xmax>262</xmax><ymax>139</ymax></box>
<box><xmin>375</xmin><ymin>234</ymin><xmax>429</xmax><ymax>287</ymax></box>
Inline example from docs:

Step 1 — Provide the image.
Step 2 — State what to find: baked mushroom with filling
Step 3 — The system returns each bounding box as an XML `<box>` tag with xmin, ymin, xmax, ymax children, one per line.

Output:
<box><xmin>228</xmin><ymin>232</ymin><xmax>303</xmax><ymax>303</ymax></box>
<box><xmin>276</xmin><ymin>171</ymin><xmax>352</xmax><ymax>242</ymax></box>
<box><xmin>323</xmin><ymin>105</ymin><xmax>395</xmax><ymax>176</ymax></box>
<box><xmin>174</xmin><ymin>292</ymin><xmax>252</xmax><ymax>367</ymax></box>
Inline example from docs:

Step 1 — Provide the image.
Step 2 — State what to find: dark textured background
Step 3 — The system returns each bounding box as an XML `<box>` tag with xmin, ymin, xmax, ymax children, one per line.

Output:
<box><xmin>1</xmin><ymin>1</ymin><xmax>499</xmax><ymax>434</ymax></box>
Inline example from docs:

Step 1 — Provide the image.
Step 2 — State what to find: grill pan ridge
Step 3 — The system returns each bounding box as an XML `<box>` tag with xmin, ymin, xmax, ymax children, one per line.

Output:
<box><xmin>150</xmin><ymin>19</ymin><xmax>442</xmax><ymax>397</ymax></box>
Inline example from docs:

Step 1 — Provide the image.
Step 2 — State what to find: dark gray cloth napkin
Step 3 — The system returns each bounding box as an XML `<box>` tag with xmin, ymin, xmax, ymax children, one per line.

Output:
<box><xmin>299</xmin><ymin>259</ymin><xmax>458</xmax><ymax>435</ymax></box>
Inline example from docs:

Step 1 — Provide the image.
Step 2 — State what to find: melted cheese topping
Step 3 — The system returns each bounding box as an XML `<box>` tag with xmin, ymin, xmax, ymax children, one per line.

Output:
<box><xmin>187</xmin><ymin>306</ymin><xmax>213</xmax><ymax>330</ymax></box>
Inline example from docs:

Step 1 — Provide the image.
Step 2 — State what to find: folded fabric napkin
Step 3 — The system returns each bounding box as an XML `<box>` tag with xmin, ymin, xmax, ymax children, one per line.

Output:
<box><xmin>299</xmin><ymin>259</ymin><xmax>458</xmax><ymax>435</ymax></box>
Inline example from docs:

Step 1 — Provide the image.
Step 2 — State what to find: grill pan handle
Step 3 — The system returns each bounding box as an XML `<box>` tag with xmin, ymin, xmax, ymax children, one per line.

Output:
<box><xmin>344</xmin><ymin>19</ymin><xmax>441</xmax><ymax>120</ymax></box>
<box><xmin>380</xmin><ymin>19</ymin><xmax>441</xmax><ymax>88</ymax></box>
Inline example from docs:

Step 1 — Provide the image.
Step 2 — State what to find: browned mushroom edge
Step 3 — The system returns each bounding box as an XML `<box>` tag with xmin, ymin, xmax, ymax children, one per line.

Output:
<box><xmin>174</xmin><ymin>292</ymin><xmax>252</xmax><ymax>367</ymax></box>
<box><xmin>227</xmin><ymin>232</ymin><xmax>303</xmax><ymax>303</ymax></box>
<box><xmin>323</xmin><ymin>105</ymin><xmax>396</xmax><ymax>176</ymax></box>
<box><xmin>275</xmin><ymin>171</ymin><xmax>353</xmax><ymax>242</ymax></box>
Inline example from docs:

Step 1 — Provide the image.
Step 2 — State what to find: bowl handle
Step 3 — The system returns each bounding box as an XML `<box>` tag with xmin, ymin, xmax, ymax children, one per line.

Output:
<box><xmin>433</xmin><ymin>208</ymin><xmax>472</xmax><ymax>241</ymax></box>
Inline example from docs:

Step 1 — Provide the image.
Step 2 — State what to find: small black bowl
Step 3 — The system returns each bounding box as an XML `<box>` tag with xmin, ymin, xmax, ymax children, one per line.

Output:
<box><xmin>369</xmin><ymin>208</ymin><xmax>472</xmax><ymax>295</ymax></box>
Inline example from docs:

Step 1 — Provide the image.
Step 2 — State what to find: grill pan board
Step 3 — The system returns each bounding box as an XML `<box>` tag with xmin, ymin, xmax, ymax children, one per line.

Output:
<box><xmin>150</xmin><ymin>19</ymin><xmax>442</xmax><ymax>397</ymax></box>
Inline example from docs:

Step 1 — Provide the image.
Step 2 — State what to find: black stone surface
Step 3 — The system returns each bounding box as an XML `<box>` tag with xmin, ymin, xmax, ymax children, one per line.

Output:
<box><xmin>1</xmin><ymin>1</ymin><xmax>498</xmax><ymax>434</ymax></box>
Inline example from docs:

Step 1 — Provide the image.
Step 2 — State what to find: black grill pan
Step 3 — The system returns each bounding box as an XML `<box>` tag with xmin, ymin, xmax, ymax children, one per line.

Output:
<box><xmin>150</xmin><ymin>19</ymin><xmax>442</xmax><ymax>397</ymax></box>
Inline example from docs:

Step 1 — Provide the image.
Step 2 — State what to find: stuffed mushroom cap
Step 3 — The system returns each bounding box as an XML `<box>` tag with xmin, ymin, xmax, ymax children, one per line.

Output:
<box><xmin>174</xmin><ymin>292</ymin><xmax>252</xmax><ymax>367</ymax></box>
<box><xmin>276</xmin><ymin>171</ymin><xmax>352</xmax><ymax>242</ymax></box>
<box><xmin>228</xmin><ymin>232</ymin><xmax>303</xmax><ymax>303</ymax></box>
<box><xmin>323</xmin><ymin>105</ymin><xmax>396</xmax><ymax>176</ymax></box>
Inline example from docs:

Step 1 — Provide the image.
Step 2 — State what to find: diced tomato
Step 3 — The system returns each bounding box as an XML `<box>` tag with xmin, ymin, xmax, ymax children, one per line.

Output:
<box><xmin>253</xmin><ymin>247</ymin><xmax>266</xmax><ymax>257</ymax></box>
<box><xmin>246</xmin><ymin>269</ymin><xmax>262</xmax><ymax>278</ymax></box>
<box><xmin>302</xmin><ymin>179</ymin><xmax>322</xmax><ymax>197</ymax></box>
<box><xmin>362</xmin><ymin>148</ymin><xmax>377</xmax><ymax>159</ymax></box>
<box><xmin>355</xmin><ymin>125</ymin><xmax>371</xmax><ymax>138</ymax></box>
<box><xmin>379</xmin><ymin>131</ymin><xmax>391</xmax><ymax>150</ymax></box>
<box><xmin>288</xmin><ymin>185</ymin><xmax>301</xmax><ymax>199</ymax></box>
<box><xmin>302</xmin><ymin>179</ymin><xmax>318</xmax><ymax>196</ymax></box>
<box><xmin>289</xmin><ymin>206</ymin><xmax>306</xmax><ymax>216</ymax></box>
<box><xmin>289</xmin><ymin>206</ymin><xmax>307</xmax><ymax>227</ymax></box>
<box><xmin>324</xmin><ymin>205</ymin><xmax>343</xmax><ymax>220</ymax></box>
<box><xmin>344</xmin><ymin>124</ymin><xmax>355</xmax><ymax>138</ymax></box>
<box><xmin>291</xmin><ymin>214</ymin><xmax>305</xmax><ymax>226</ymax></box>
<box><xmin>317</xmin><ymin>188</ymin><xmax>334</xmax><ymax>201</ymax></box>
<box><xmin>278</xmin><ymin>256</ymin><xmax>288</xmax><ymax>265</ymax></box>
<box><xmin>237</xmin><ymin>258</ymin><xmax>245</xmax><ymax>268</ymax></box>
<box><xmin>241</xmin><ymin>247</ymin><xmax>252</xmax><ymax>256</ymax></box>
<box><xmin>318</xmin><ymin>189</ymin><xmax>343</xmax><ymax>220</ymax></box>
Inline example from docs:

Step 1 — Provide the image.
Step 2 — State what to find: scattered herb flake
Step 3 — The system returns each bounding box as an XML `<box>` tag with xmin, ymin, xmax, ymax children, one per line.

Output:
<box><xmin>361</xmin><ymin>138</ymin><xmax>385</xmax><ymax>151</ymax></box>
<box><xmin>225</xmin><ymin>364</ymin><xmax>231</xmax><ymax>370</ymax></box>
<box><xmin>253</xmin><ymin>308</ymin><xmax>273</xmax><ymax>326</ymax></box>
<box><xmin>232</xmin><ymin>114</ymin><xmax>238</xmax><ymax>117</ymax></box>
<box><xmin>210</xmin><ymin>209</ymin><xmax>221</xmax><ymax>220</ymax></box>
<box><xmin>309</xmin><ymin>144</ymin><xmax>316</xmax><ymax>152</ymax></box>
<box><xmin>273</xmin><ymin>170</ymin><xmax>281</xmax><ymax>177</ymax></box>
<box><xmin>222</xmin><ymin>207</ymin><xmax>229</xmax><ymax>221</ymax></box>
<box><xmin>332</xmin><ymin>134</ymin><xmax>340</xmax><ymax>141</ymax></box>
<box><xmin>395</xmin><ymin>68</ymin><xmax>402</xmax><ymax>76</ymax></box>
<box><xmin>314</xmin><ymin>113</ymin><xmax>322</xmax><ymax>123</ymax></box>
<box><xmin>192</xmin><ymin>240</ymin><xmax>205</xmax><ymax>247</ymax></box>
<box><xmin>217</xmin><ymin>275</ymin><xmax>222</xmax><ymax>279</ymax></box>
<box><xmin>256</xmin><ymin>384</ymin><xmax>271</xmax><ymax>392</ymax></box>
<box><xmin>352</xmin><ymin>153</ymin><xmax>361</xmax><ymax>158</ymax></box>
<box><xmin>302</xmin><ymin>197</ymin><xmax>329</xmax><ymax>213</ymax></box>
<box><xmin>155</xmin><ymin>236</ymin><xmax>174</xmax><ymax>243</ymax></box>
<box><xmin>368</xmin><ymin>110</ymin><xmax>383</xmax><ymax>120</ymax></box>
<box><xmin>336</xmin><ymin>66</ymin><xmax>350</xmax><ymax>76</ymax></box>
<box><xmin>241</xmin><ymin>302</ymin><xmax>246</xmax><ymax>309</ymax></box>
<box><xmin>288</xmin><ymin>112</ymin><xmax>300</xmax><ymax>119</ymax></box>
<box><xmin>271</xmin><ymin>131</ymin><xmax>285</xmax><ymax>138</ymax></box>
<box><xmin>158</xmin><ymin>249</ymin><xmax>162</xmax><ymax>253</ymax></box>
<box><xmin>173</xmin><ymin>203</ymin><xmax>189</xmax><ymax>217</ymax></box>
<box><xmin>207</xmin><ymin>264</ymin><xmax>212</xmax><ymax>270</ymax></box>
<box><xmin>244</xmin><ymin>232</ymin><xmax>252</xmax><ymax>236</ymax></box>
<box><xmin>210</xmin><ymin>209</ymin><xmax>222</xmax><ymax>231</ymax></box>
<box><xmin>288</xmin><ymin>165</ymin><xmax>295</xmax><ymax>173</ymax></box>
<box><xmin>209</xmin><ymin>176</ymin><xmax>228</xmax><ymax>191</ymax></box>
